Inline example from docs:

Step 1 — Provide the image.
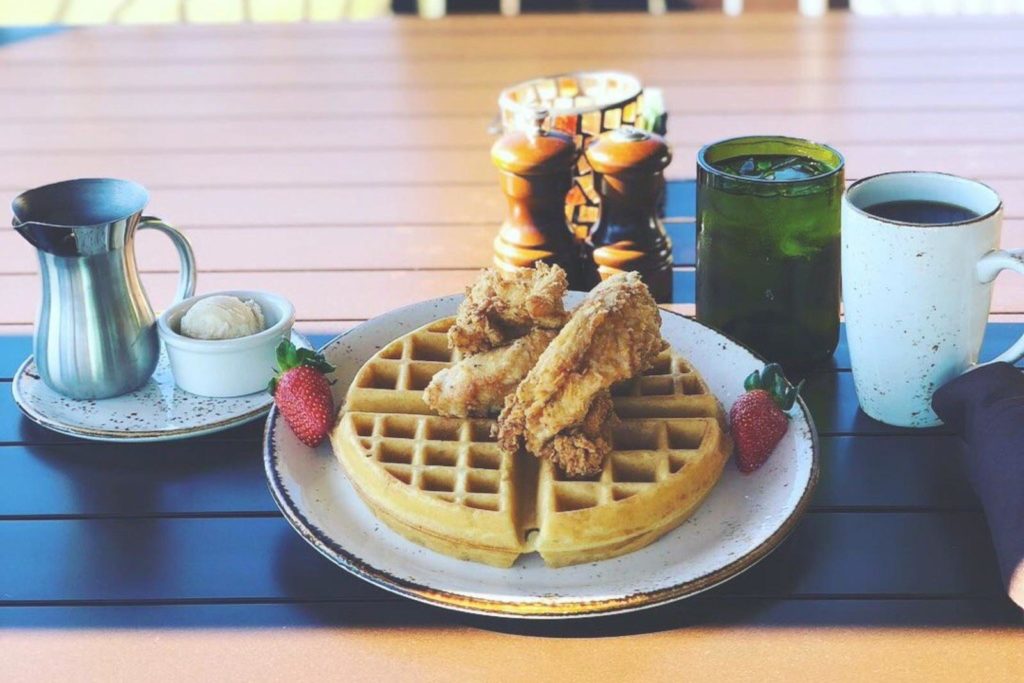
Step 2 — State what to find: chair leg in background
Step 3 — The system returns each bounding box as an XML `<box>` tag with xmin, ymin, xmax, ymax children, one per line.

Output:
<box><xmin>418</xmin><ymin>0</ymin><xmax>444</xmax><ymax>18</ymax></box>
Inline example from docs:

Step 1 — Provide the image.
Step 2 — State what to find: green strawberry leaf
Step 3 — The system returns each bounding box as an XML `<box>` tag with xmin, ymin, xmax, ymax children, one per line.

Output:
<box><xmin>771</xmin><ymin>372</ymin><xmax>790</xmax><ymax>408</ymax></box>
<box><xmin>276</xmin><ymin>339</ymin><xmax>294</xmax><ymax>370</ymax></box>
<box><xmin>746</xmin><ymin>363</ymin><xmax>802</xmax><ymax>412</ymax></box>
<box><xmin>784</xmin><ymin>379</ymin><xmax>806</xmax><ymax>412</ymax></box>
<box><xmin>272</xmin><ymin>341</ymin><xmax>333</xmax><ymax>392</ymax></box>
<box><xmin>310</xmin><ymin>359</ymin><xmax>336</xmax><ymax>374</ymax></box>
<box><xmin>761</xmin><ymin>363</ymin><xmax>783</xmax><ymax>388</ymax></box>
<box><xmin>295</xmin><ymin>347</ymin><xmax>335</xmax><ymax>374</ymax></box>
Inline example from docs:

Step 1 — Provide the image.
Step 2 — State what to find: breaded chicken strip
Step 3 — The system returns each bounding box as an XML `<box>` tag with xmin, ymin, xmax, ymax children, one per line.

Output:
<box><xmin>538</xmin><ymin>390</ymin><xmax>618</xmax><ymax>478</ymax></box>
<box><xmin>448</xmin><ymin>263</ymin><xmax>569</xmax><ymax>355</ymax></box>
<box><xmin>497</xmin><ymin>272</ymin><xmax>667</xmax><ymax>477</ymax></box>
<box><xmin>423</xmin><ymin>328</ymin><xmax>557</xmax><ymax>418</ymax></box>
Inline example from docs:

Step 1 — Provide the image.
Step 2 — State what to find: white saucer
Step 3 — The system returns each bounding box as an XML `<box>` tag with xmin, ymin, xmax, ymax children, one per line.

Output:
<box><xmin>12</xmin><ymin>331</ymin><xmax>310</xmax><ymax>443</ymax></box>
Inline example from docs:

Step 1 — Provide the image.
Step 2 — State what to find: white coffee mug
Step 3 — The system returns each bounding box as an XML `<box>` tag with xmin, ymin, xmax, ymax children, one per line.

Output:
<box><xmin>842</xmin><ymin>171</ymin><xmax>1024</xmax><ymax>428</ymax></box>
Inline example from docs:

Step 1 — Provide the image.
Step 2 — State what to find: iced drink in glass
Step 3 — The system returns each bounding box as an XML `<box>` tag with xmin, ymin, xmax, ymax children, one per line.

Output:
<box><xmin>696</xmin><ymin>136</ymin><xmax>845</xmax><ymax>370</ymax></box>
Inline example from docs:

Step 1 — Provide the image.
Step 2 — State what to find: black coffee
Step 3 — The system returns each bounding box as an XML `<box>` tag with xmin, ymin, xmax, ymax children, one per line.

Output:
<box><xmin>863</xmin><ymin>200</ymin><xmax>979</xmax><ymax>225</ymax></box>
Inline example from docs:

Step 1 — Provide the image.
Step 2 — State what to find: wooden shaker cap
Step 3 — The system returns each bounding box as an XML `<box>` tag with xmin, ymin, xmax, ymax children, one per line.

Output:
<box><xmin>586</xmin><ymin>127</ymin><xmax>671</xmax><ymax>175</ymax></box>
<box><xmin>491</xmin><ymin>114</ymin><xmax>576</xmax><ymax>176</ymax></box>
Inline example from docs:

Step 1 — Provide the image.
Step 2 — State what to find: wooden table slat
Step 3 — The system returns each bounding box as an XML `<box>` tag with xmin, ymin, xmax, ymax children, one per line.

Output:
<box><xmin>0</xmin><ymin>223</ymin><xmax>700</xmax><ymax>274</ymax></box>
<box><xmin>0</xmin><ymin>356</ymin><xmax>997</xmax><ymax>442</ymax></box>
<box><xmin>7</xmin><ymin>217</ymin><xmax>1024</xmax><ymax>275</ymax></box>
<box><xmin>0</xmin><ymin>142</ymin><xmax>1022</xmax><ymax>187</ymax></box>
<box><xmin>3</xmin><ymin>57</ymin><xmax>1024</xmax><ymax>92</ymax></box>
<box><xmin>1</xmin><ymin>111</ymin><xmax>1022</xmax><ymax>155</ymax></box>
<box><xmin>0</xmin><ymin>512</ymin><xmax>1007</xmax><ymax>604</ymax></box>
<box><xmin>6</xmin><ymin>179</ymin><xmax>1020</xmax><ymax>230</ymax></box>
<box><xmin>3</xmin><ymin>25</ymin><xmax>1023</xmax><ymax>64</ymax></box>
<box><xmin>0</xmin><ymin>435</ymin><xmax>978</xmax><ymax>519</ymax></box>
<box><xmin>7</xmin><ymin>267</ymin><xmax>1024</xmax><ymax>324</ymax></box>
<box><xmin>4</xmin><ymin>324</ymin><xmax>1024</xmax><ymax>422</ymax></box>
<box><xmin>7</xmin><ymin>179</ymin><xmax>1018</xmax><ymax>229</ymax></box>
<box><xmin>1</xmin><ymin>597</ymin><xmax>1020</xmax><ymax>630</ymax></box>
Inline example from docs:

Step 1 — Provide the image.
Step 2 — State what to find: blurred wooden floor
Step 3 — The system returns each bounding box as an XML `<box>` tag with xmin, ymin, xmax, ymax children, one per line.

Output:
<box><xmin>0</xmin><ymin>0</ymin><xmax>392</xmax><ymax>24</ymax></box>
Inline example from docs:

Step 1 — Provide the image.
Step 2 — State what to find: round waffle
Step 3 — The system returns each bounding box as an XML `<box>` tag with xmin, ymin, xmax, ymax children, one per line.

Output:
<box><xmin>331</xmin><ymin>317</ymin><xmax>731</xmax><ymax>568</ymax></box>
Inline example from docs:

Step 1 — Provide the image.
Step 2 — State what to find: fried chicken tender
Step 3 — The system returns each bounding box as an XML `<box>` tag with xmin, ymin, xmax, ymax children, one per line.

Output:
<box><xmin>497</xmin><ymin>272</ymin><xmax>667</xmax><ymax>477</ymax></box>
<box><xmin>423</xmin><ymin>328</ymin><xmax>557</xmax><ymax>418</ymax></box>
<box><xmin>448</xmin><ymin>263</ymin><xmax>569</xmax><ymax>355</ymax></box>
<box><xmin>538</xmin><ymin>391</ymin><xmax>618</xmax><ymax>478</ymax></box>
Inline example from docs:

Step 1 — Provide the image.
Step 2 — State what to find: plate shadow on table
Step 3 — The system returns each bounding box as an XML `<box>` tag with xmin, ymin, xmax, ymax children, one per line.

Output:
<box><xmin>3</xmin><ymin>418</ymin><xmax>271</xmax><ymax>522</ymax></box>
<box><xmin>268</xmin><ymin>522</ymin><xmax>1019</xmax><ymax>637</ymax></box>
<box><xmin>267</xmin><ymin>522</ymin><xmax>806</xmax><ymax>636</ymax></box>
<box><xmin>2</xmin><ymin>461</ymin><xmax>1017</xmax><ymax>631</ymax></box>
<box><xmin>3</xmin><ymin>595</ymin><xmax>1019</xmax><ymax>631</ymax></box>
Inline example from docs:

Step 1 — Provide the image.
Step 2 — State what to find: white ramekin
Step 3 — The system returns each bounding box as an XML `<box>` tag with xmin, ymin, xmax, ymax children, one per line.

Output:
<box><xmin>157</xmin><ymin>290</ymin><xmax>295</xmax><ymax>398</ymax></box>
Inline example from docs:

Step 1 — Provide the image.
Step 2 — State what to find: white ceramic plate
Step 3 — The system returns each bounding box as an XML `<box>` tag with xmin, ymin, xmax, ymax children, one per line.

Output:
<box><xmin>264</xmin><ymin>296</ymin><xmax>818</xmax><ymax>618</ymax></box>
<box><xmin>13</xmin><ymin>331</ymin><xmax>310</xmax><ymax>443</ymax></box>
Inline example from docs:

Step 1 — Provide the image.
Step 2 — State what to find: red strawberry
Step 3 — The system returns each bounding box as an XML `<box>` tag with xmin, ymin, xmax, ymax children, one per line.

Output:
<box><xmin>729</xmin><ymin>364</ymin><xmax>803</xmax><ymax>473</ymax></box>
<box><xmin>269</xmin><ymin>340</ymin><xmax>336</xmax><ymax>448</ymax></box>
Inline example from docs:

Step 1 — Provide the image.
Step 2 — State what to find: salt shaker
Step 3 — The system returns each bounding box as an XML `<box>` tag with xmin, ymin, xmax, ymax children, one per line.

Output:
<box><xmin>585</xmin><ymin>127</ymin><xmax>673</xmax><ymax>302</ymax></box>
<box><xmin>491</xmin><ymin>113</ymin><xmax>582</xmax><ymax>288</ymax></box>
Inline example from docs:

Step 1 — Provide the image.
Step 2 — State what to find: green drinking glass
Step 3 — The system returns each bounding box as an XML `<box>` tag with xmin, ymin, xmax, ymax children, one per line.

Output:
<box><xmin>696</xmin><ymin>136</ymin><xmax>845</xmax><ymax>370</ymax></box>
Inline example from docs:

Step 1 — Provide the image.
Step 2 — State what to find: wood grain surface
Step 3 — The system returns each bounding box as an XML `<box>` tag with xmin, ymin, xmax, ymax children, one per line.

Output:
<box><xmin>1</xmin><ymin>12</ymin><xmax>1022</xmax><ymax>683</ymax></box>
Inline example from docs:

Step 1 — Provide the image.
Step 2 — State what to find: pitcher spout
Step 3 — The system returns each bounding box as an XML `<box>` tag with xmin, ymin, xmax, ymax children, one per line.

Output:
<box><xmin>12</xmin><ymin>178</ymin><xmax>150</xmax><ymax>257</ymax></box>
<box><xmin>13</xmin><ymin>220</ymin><xmax>80</xmax><ymax>257</ymax></box>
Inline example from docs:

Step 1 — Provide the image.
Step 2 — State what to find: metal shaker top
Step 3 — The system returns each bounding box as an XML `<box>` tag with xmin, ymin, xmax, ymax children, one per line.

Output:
<box><xmin>586</xmin><ymin>127</ymin><xmax>672</xmax><ymax>176</ymax></box>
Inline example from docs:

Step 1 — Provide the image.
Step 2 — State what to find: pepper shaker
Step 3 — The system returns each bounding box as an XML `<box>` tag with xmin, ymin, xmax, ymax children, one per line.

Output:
<box><xmin>491</xmin><ymin>113</ymin><xmax>582</xmax><ymax>287</ymax></box>
<box><xmin>585</xmin><ymin>127</ymin><xmax>673</xmax><ymax>302</ymax></box>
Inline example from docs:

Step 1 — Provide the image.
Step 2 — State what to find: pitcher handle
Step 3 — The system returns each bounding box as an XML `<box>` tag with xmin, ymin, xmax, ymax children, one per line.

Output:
<box><xmin>138</xmin><ymin>216</ymin><xmax>197</xmax><ymax>304</ymax></box>
<box><xmin>977</xmin><ymin>248</ymin><xmax>1024</xmax><ymax>365</ymax></box>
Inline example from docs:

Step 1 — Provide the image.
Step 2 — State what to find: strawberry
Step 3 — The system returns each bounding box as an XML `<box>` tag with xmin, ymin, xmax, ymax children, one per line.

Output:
<box><xmin>729</xmin><ymin>363</ymin><xmax>803</xmax><ymax>473</ymax></box>
<box><xmin>269</xmin><ymin>340</ymin><xmax>336</xmax><ymax>448</ymax></box>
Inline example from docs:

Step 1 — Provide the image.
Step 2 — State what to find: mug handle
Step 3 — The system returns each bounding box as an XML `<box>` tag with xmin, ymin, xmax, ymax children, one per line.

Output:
<box><xmin>138</xmin><ymin>216</ymin><xmax>197</xmax><ymax>304</ymax></box>
<box><xmin>977</xmin><ymin>248</ymin><xmax>1024</xmax><ymax>365</ymax></box>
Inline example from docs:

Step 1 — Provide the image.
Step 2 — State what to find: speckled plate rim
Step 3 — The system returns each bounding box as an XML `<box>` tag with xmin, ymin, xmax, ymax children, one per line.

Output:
<box><xmin>264</xmin><ymin>298</ymin><xmax>819</xmax><ymax>619</ymax></box>
<box><xmin>12</xmin><ymin>331</ymin><xmax>310</xmax><ymax>443</ymax></box>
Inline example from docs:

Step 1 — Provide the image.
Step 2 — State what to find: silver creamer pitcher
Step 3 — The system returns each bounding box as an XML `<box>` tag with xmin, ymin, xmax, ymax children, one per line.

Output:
<box><xmin>13</xmin><ymin>178</ymin><xmax>196</xmax><ymax>399</ymax></box>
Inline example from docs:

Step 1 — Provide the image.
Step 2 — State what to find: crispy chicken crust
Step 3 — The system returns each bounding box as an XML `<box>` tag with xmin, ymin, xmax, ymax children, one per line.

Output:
<box><xmin>447</xmin><ymin>263</ymin><xmax>569</xmax><ymax>356</ymax></box>
<box><xmin>537</xmin><ymin>391</ymin><xmax>618</xmax><ymax>478</ymax></box>
<box><xmin>423</xmin><ymin>328</ymin><xmax>557</xmax><ymax>418</ymax></box>
<box><xmin>497</xmin><ymin>272</ymin><xmax>667</xmax><ymax>477</ymax></box>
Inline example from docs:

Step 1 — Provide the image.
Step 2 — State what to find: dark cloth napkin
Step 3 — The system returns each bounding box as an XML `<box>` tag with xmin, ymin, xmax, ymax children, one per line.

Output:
<box><xmin>932</xmin><ymin>362</ymin><xmax>1024</xmax><ymax>609</ymax></box>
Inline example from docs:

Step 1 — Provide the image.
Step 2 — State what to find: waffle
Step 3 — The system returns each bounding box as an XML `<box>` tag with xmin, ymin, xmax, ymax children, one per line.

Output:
<box><xmin>332</xmin><ymin>317</ymin><xmax>731</xmax><ymax>568</ymax></box>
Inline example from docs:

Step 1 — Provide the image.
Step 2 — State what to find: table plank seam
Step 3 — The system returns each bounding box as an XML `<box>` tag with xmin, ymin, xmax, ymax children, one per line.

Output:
<box><xmin>0</xmin><ymin>511</ymin><xmax>285</xmax><ymax>521</ymax></box>
<box><xmin>0</xmin><ymin>508</ymin><xmax>987</xmax><ymax>522</ymax></box>
<box><xmin>8</xmin><ymin>49</ymin><xmax>1024</xmax><ymax>67</ymax></box>
<box><xmin>3</xmin><ymin>140</ymin><xmax>1024</xmax><ymax>155</ymax></box>
<box><xmin>1</xmin><ymin>103</ymin><xmax>1022</xmax><ymax>124</ymax></box>
<box><xmin>9</xmin><ymin>24</ymin><xmax>1020</xmax><ymax>40</ymax></box>
<box><xmin>0</xmin><ymin>593</ymin><xmax>1008</xmax><ymax>609</ymax></box>
<box><xmin>3</xmin><ymin>178</ymin><xmax>1020</xmax><ymax>194</ymax></box>
<box><xmin>0</xmin><ymin>438</ymin><xmax>264</xmax><ymax>446</ymax></box>
<box><xmin>0</xmin><ymin>432</ymin><xmax>959</xmax><ymax>446</ymax></box>
<box><xmin>2</xmin><ymin>75</ymin><xmax>1022</xmax><ymax>96</ymax></box>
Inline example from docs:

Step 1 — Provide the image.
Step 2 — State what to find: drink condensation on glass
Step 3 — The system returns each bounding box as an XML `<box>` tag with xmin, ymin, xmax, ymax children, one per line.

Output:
<box><xmin>696</xmin><ymin>136</ymin><xmax>845</xmax><ymax>369</ymax></box>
